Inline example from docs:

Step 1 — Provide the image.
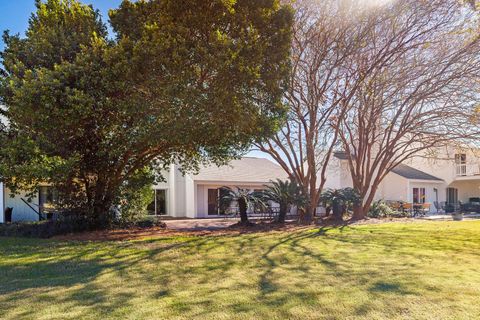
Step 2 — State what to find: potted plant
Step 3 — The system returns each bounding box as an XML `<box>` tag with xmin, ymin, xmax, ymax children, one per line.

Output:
<box><xmin>452</xmin><ymin>212</ymin><xmax>464</xmax><ymax>221</ymax></box>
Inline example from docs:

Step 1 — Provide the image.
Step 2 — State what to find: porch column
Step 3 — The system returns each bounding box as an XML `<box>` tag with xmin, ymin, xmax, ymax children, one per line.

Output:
<box><xmin>184</xmin><ymin>176</ymin><xmax>196</xmax><ymax>218</ymax></box>
<box><xmin>168</xmin><ymin>163</ymin><xmax>176</xmax><ymax>217</ymax></box>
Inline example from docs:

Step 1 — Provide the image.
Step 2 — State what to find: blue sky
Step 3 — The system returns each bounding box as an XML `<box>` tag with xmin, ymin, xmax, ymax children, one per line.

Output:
<box><xmin>0</xmin><ymin>0</ymin><xmax>270</xmax><ymax>160</ymax></box>
<box><xmin>0</xmin><ymin>0</ymin><xmax>123</xmax><ymax>51</ymax></box>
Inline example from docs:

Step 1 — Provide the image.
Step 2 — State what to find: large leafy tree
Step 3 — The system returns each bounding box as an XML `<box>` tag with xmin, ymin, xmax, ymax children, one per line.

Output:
<box><xmin>0</xmin><ymin>0</ymin><xmax>292</xmax><ymax>226</ymax></box>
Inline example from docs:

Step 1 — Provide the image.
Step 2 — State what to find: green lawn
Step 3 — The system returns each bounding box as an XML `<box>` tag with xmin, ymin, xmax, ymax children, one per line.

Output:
<box><xmin>1</xmin><ymin>221</ymin><xmax>480</xmax><ymax>319</ymax></box>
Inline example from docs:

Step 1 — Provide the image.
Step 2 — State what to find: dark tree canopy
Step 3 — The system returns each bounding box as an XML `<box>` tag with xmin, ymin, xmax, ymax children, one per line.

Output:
<box><xmin>0</xmin><ymin>0</ymin><xmax>292</xmax><ymax>225</ymax></box>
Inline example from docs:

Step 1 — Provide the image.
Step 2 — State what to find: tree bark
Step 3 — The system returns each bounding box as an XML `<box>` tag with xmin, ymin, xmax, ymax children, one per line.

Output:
<box><xmin>277</xmin><ymin>203</ymin><xmax>288</xmax><ymax>223</ymax></box>
<box><xmin>352</xmin><ymin>204</ymin><xmax>366</xmax><ymax>220</ymax></box>
<box><xmin>238</xmin><ymin>198</ymin><xmax>252</xmax><ymax>226</ymax></box>
<box><xmin>298</xmin><ymin>206</ymin><xmax>314</xmax><ymax>225</ymax></box>
<box><xmin>332</xmin><ymin>202</ymin><xmax>344</xmax><ymax>221</ymax></box>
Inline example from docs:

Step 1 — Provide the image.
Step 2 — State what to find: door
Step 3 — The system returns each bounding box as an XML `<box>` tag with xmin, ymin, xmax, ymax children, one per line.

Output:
<box><xmin>208</xmin><ymin>189</ymin><xmax>218</xmax><ymax>215</ymax></box>
<box><xmin>155</xmin><ymin>190</ymin><xmax>167</xmax><ymax>215</ymax></box>
<box><xmin>147</xmin><ymin>189</ymin><xmax>167</xmax><ymax>215</ymax></box>
<box><xmin>446</xmin><ymin>187</ymin><xmax>458</xmax><ymax>204</ymax></box>
<box><xmin>412</xmin><ymin>188</ymin><xmax>426</xmax><ymax>204</ymax></box>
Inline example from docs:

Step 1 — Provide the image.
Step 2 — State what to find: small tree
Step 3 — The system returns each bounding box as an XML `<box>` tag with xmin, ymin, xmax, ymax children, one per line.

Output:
<box><xmin>262</xmin><ymin>179</ymin><xmax>306</xmax><ymax>224</ymax></box>
<box><xmin>220</xmin><ymin>187</ymin><xmax>264</xmax><ymax>227</ymax></box>
<box><xmin>320</xmin><ymin>188</ymin><xmax>360</xmax><ymax>222</ymax></box>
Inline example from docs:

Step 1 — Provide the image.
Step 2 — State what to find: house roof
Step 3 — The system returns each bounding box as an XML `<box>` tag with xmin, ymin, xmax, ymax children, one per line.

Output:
<box><xmin>193</xmin><ymin>157</ymin><xmax>288</xmax><ymax>183</ymax></box>
<box><xmin>334</xmin><ymin>151</ymin><xmax>349</xmax><ymax>160</ymax></box>
<box><xmin>334</xmin><ymin>151</ymin><xmax>443</xmax><ymax>182</ymax></box>
<box><xmin>391</xmin><ymin>164</ymin><xmax>443</xmax><ymax>181</ymax></box>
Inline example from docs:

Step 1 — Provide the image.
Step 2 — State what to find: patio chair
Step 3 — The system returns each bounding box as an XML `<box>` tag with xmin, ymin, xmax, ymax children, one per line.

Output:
<box><xmin>402</xmin><ymin>203</ymin><xmax>413</xmax><ymax>216</ymax></box>
<box><xmin>457</xmin><ymin>201</ymin><xmax>463</xmax><ymax>213</ymax></box>
<box><xmin>440</xmin><ymin>201</ymin><xmax>446</xmax><ymax>212</ymax></box>
<box><xmin>420</xmin><ymin>203</ymin><xmax>431</xmax><ymax>216</ymax></box>
<box><xmin>433</xmin><ymin>201</ymin><xmax>440</xmax><ymax>213</ymax></box>
<box><xmin>4</xmin><ymin>207</ymin><xmax>13</xmax><ymax>223</ymax></box>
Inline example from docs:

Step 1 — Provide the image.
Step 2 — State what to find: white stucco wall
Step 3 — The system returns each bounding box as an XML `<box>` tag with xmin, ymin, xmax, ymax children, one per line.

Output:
<box><xmin>323</xmin><ymin>158</ymin><xmax>343</xmax><ymax>189</ymax></box>
<box><xmin>4</xmin><ymin>188</ymin><xmax>40</xmax><ymax>222</ymax></box>
<box><xmin>377</xmin><ymin>173</ymin><xmax>409</xmax><ymax>202</ymax></box>
<box><xmin>406</xmin><ymin>156</ymin><xmax>455</xmax><ymax>186</ymax></box>
<box><xmin>323</xmin><ymin>158</ymin><xmax>354</xmax><ymax>190</ymax></box>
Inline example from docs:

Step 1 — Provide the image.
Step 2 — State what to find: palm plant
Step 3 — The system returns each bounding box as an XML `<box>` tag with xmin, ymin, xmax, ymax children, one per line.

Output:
<box><xmin>220</xmin><ymin>187</ymin><xmax>263</xmax><ymax>226</ymax></box>
<box><xmin>262</xmin><ymin>179</ymin><xmax>307</xmax><ymax>223</ymax></box>
<box><xmin>320</xmin><ymin>188</ymin><xmax>360</xmax><ymax>221</ymax></box>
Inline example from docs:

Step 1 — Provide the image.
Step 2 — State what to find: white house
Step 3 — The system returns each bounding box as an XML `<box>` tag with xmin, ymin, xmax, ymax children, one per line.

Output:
<box><xmin>324</xmin><ymin>148</ymin><xmax>480</xmax><ymax>213</ymax></box>
<box><xmin>0</xmin><ymin>157</ymin><xmax>287</xmax><ymax>222</ymax></box>
<box><xmin>149</xmin><ymin>157</ymin><xmax>288</xmax><ymax>218</ymax></box>
<box><xmin>3</xmin><ymin>148</ymin><xmax>480</xmax><ymax>222</ymax></box>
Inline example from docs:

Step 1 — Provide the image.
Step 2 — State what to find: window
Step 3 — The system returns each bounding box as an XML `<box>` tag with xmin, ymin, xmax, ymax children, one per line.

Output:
<box><xmin>455</xmin><ymin>154</ymin><xmax>466</xmax><ymax>164</ymax></box>
<box><xmin>413</xmin><ymin>188</ymin><xmax>426</xmax><ymax>204</ymax></box>
<box><xmin>208</xmin><ymin>188</ymin><xmax>230</xmax><ymax>215</ymax></box>
<box><xmin>446</xmin><ymin>187</ymin><xmax>458</xmax><ymax>204</ymax></box>
<box><xmin>39</xmin><ymin>186</ymin><xmax>59</xmax><ymax>213</ymax></box>
<box><xmin>147</xmin><ymin>189</ymin><xmax>167</xmax><ymax>215</ymax></box>
<box><xmin>455</xmin><ymin>154</ymin><xmax>467</xmax><ymax>176</ymax></box>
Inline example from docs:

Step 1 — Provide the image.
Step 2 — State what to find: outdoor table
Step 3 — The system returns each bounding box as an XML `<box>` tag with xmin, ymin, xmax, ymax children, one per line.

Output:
<box><xmin>412</xmin><ymin>204</ymin><xmax>423</xmax><ymax>216</ymax></box>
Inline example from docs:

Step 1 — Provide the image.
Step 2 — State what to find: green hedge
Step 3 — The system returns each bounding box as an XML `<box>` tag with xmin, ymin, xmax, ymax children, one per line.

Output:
<box><xmin>0</xmin><ymin>215</ymin><xmax>166</xmax><ymax>239</ymax></box>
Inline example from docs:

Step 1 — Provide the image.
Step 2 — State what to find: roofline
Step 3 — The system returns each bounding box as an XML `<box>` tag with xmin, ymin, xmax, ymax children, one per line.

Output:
<box><xmin>407</xmin><ymin>179</ymin><xmax>444</xmax><ymax>184</ymax></box>
<box><xmin>391</xmin><ymin>172</ymin><xmax>444</xmax><ymax>183</ymax></box>
<box><xmin>193</xmin><ymin>180</ymin><xmax>278</xmax><ymax>185</ymax></box>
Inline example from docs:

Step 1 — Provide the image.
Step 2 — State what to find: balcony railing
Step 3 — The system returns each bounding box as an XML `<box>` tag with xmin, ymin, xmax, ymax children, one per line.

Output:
<box><xmin>455</xmin><ymin>164</ymin><xmax>480</xmax><ymax>177</ymax></box>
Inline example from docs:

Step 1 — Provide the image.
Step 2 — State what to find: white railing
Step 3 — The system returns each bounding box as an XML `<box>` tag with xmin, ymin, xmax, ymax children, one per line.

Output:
<box><xmin>455</xmin><ymin>164</ymin><xmax>480</xmax><ymax>177</ymax></box>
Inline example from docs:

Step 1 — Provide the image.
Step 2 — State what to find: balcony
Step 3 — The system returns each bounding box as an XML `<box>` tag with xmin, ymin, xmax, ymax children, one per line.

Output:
<box><xmin>455</xmin><ymin>164</ymin><xmax>480</xmax><ymax>177</ymax></box>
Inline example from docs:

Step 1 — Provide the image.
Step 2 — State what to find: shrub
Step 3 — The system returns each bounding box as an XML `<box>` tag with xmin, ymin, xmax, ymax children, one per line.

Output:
<box><xmin>114</xmin><ymin>215</ymin><xmax>167</xmax><ymax>229</ymax></box>
<box><xmin>0</xmin><ymin>213</ymin><xmax>90</xmax><ymax>238</ymax></box>
<box><xmin>368</xmin><ymin>200</ymin><xmax>394</xmax><ymax>218</ymax></box>
<box><xmin>115</xmin><ymin>167</ymin><xmax>157</xmax><ymax>225</ymax></box>
<box><xmin>0</xmin><ymin>214</ymin><xmax>167</xmax><ymax>239</ymax></box>
<box><xmin>320</xmin><ymin>188</ymin><xmax>360</xmax><ymax>221</ymax></box>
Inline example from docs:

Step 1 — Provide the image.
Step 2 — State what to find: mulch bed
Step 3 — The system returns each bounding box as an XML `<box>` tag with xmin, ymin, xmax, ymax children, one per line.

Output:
<box><xmin>52</xmin><ymin>217</ymin><xmax>424</xmax><ymax>242</ymax></box>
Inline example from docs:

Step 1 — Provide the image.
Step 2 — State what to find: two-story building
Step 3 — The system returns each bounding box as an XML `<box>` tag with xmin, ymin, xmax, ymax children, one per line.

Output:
<box><xmin>3</xmin><ymin>147</ymin><xmax>480</xmax><ymax>222</ymax></box>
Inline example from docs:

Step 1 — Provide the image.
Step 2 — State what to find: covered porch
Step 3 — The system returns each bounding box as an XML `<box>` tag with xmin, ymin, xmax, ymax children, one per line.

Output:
<box><xmin>444</xmin><ymin>178</ymin><xmax>480</xmax><ymax>213</ymax></box>
<box><xmin>195</xmin><ymin>183</ymin><xmax>271</xmax><ymax>218</ymax></box>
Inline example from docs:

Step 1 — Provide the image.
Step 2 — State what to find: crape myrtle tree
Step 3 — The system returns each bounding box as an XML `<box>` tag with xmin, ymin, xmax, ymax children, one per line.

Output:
<box><xmin>0</xmin><ymin>0</ymin><xmax>293</xmax><ymax>227</ymax></box>
<box><xmin>255</xmin><ymin>0</ymin><xmax>388</xmax><ymax>223</ymax></box>
<box><xmin>336</xmin><ymin>0</ymin><xmax>480</xmax><ymax>219</ymax></box>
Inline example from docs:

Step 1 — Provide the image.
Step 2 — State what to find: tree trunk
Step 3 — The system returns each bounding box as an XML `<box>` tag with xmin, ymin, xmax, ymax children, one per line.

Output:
<box><xmin>238</xmin><ymin>198</ymin><xmax>252</xmax><ymax>226</ymax></box>
<box><xmin>353</xmin><ymin>184</ymin><xmax>378</xmax><ymax>220</ymax></box>
<box><xmin>325</xmin><ymin>206</ymin><xmax>331</xmax><ymax>217</ymax></box>
<box><xmin>88</xmin><ymin>180</ymin><xmax>115</xmax><ymax>229</ymax></box>
<box><xmin>277</xmin><ymin>203</ymin><xmax>288</xmax><ymax>223</ymax></box>
<box><xmin>332</xmin><ymin>202</ymin><xmax>344</xmax><ymax>221</ymax></box>
<box><xmin>298</xmin><ymin>205</ymin><xmax>314</xmax><ymax>225</ymax></box>
<box><xmin>352</xmin><ymin>203</ymin><xmax>366</xmax><ymax>220</ymax></box>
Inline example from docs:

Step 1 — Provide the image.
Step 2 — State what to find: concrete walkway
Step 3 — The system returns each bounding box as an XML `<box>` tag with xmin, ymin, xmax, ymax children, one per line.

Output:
<box><xmin>419</xmin><ymin>214</ymin><xmax>480</xmax><ymax>221</ymax></box>
<box><xmin>164</xmin><ymin>218</ymin><xmax>241</xmax><ymax>231</ymax></box>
